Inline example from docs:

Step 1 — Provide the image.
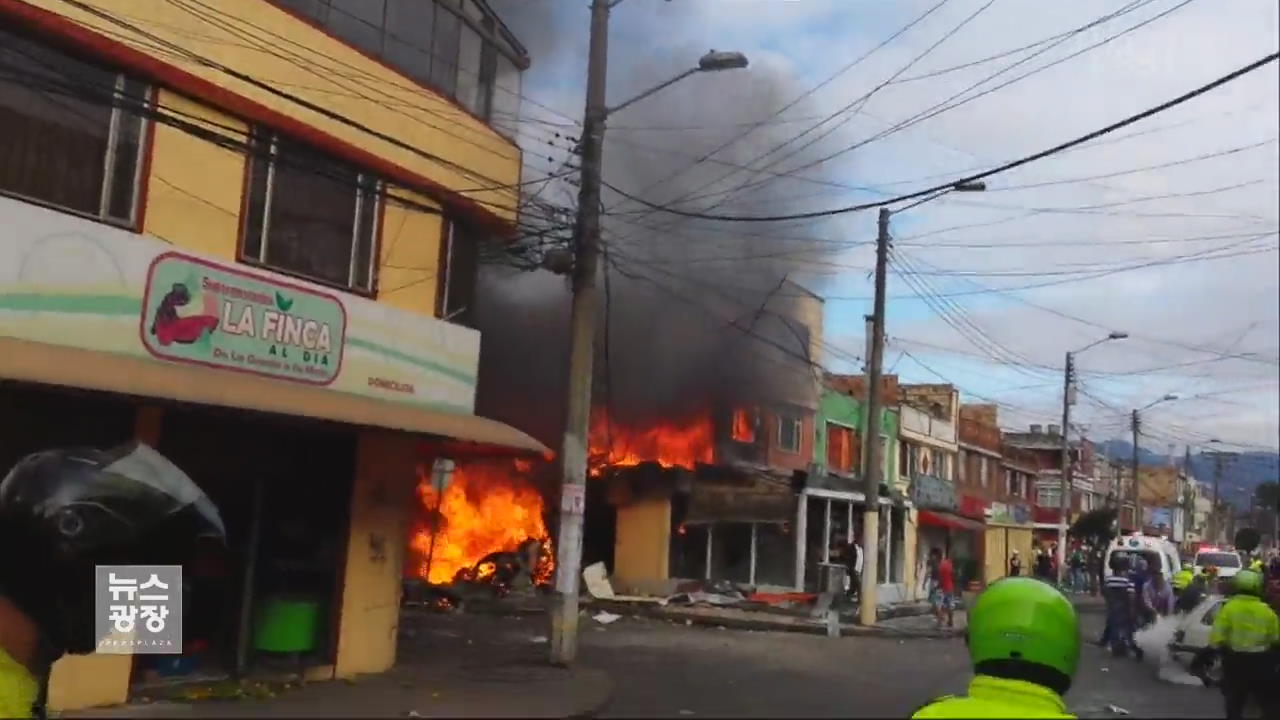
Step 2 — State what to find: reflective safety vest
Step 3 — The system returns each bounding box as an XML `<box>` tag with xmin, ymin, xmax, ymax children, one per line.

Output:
<box><xmin>1250</xmin><ymin>559</ymin><xmax>1264</xmax><ymax>572</ymax></box>
<box><xmin>1209</xmin><ymin>594</ymin><xmax>1280</xmax><ymax>653</ymax></box>
<box><xmin>1172</xmin><ymin>569</ymin><xmax>1193</xmax><ymax>591</ymax></box>
<box><xmin>912</xmin><ymin>675</ymin><xmax>1074</xmax><ymax>719</ymax></box>
<box><xmin>0</xmin><ymin>647</ymin><xmax>36</xmax><ymax>720</ymax></box>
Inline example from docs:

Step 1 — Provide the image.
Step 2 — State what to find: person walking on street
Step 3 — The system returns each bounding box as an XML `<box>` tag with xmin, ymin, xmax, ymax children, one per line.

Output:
<box><xmin>1207</xmin><ymin>569</ymin><xmax>1280</xmax><ymax>720</ymax></box>
<box><xmin>912</xmin><ymin>578</ymin><xmax>1079</xmax><ymax>719</ymax></box>
<box><xmin>1035</xmin><ymin>546</ymin><xmax>1053</xmax><ymax>581</ymax></box>
<box><xmin>928</xmin><ymin>548</ymin><xmax>957</xmax><ymax>630</ymax></box>
<box><xmin>1069</xmin><ymin>544</ymin><xmax>1086</xmax><ymax>593</ymax></box>
<box><xmin>1009</xmin><ymin>550</ymin><xmax>1022</xmax><ymax>577</ymax></box>
<box><xmin>1091</xmin><ymin>545</ymin><xmax>1106</xmax><ymax>597</ymax></box>
<box><xmin>1142</xmin><ymin>571</ymin><xmax>1174</xmax><ymax>620</ymax></box>
<box><xmin>1102</xmin><ymin>555</ymin><xmax>1142</xmax><ymax>660</ymax></box>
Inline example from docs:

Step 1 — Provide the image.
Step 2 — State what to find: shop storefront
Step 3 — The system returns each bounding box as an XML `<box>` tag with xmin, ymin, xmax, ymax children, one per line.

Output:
<box><xmin>911</xmin><ymin>474</ymin><xmax>983</xmax><ymax>594</ymax></box>
<box><xmin>1</xmin><ymin>198</ymin><xmax>548</xmax><ymax>710</ymax></box>
<box><xmin>983</xmin><ymin>502</ymin><xmax>1035</xmax><ymax>584</ymax></box>
<box><xmin>794</xmin><ymin>474</ymin><xmax>910</xmax><ymax>599</ymax></box>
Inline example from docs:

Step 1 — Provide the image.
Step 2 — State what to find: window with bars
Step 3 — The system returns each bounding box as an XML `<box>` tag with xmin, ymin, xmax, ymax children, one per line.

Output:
<box><xmin>0</xmin><ymin>27</ymin><xmax>149</xmax><ymax>226</ymax></box>
<box><xmin>272</xmin><ymin>0</ymin><xmax>523</xmax><ymax>133</ymax></box>
<box><xmin>241</xmin><ymin>130</ymin><xmax>381</xmax><ymax>292</ymax></box>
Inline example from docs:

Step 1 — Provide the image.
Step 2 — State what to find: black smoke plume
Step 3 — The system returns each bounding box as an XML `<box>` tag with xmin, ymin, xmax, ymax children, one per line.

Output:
<box><xmin>475</xmin><ymin>2</ymin><xmax>851</xmax><ymax>450</ymax></box>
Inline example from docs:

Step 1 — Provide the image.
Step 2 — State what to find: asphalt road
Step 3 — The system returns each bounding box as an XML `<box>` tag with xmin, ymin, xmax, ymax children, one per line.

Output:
<box><xmin>580</xmin><ymin>602</ymin><xmax>1228</xmax><ymax>718</ymax></box>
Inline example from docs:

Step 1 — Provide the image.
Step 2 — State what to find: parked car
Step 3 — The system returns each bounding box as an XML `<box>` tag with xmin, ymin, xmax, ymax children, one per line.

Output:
<box><xmin>1168</xmin><ymin>593</ymin><xmax>1226</xmax><ymax>686</ymax></box>
<box><xmin>1192</xmin><ymin>547</ymin><xmax>1243</xmax><ymax>579</ymax></box>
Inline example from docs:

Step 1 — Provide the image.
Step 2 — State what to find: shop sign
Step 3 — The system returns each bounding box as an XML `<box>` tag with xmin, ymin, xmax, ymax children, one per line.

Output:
<box><xmin>909</xmin><ymin>473</ymin><xmax>958</xmax><ymax>512</ymax></box>
<box><xmin>960</xmin><ymin>495</ymin><xmax>987</xmax><ymax>519</ymax></box>
<box><xmin>140</xmin><ymin>253</ymin><xmax>347</xmax><ymax>385</ymax></box>
<box><xmin>990</xmin><ymin>501</ymin><xmax>1033</xmax><ymax>526</ymax></box>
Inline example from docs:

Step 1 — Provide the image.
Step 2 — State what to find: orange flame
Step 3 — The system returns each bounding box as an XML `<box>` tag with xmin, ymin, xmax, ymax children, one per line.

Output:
<box><xmin>588</xmin><ymin>409</ymin><xmax>714</xmax><ymax>475</ymax></box>
<box><xmin>409</xmin><ymin>459</ymin><xmax>553</xmax><ymax>585</ymax></box>
<box><xmin>731</xmin><ymin>407</ymin><xmax>756</xmax><ymax>443</ymax></box>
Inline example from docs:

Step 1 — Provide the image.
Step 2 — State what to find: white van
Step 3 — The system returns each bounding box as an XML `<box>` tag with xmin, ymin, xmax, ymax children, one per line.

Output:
<box><xmin>1192</xmin><ymin>547</ymin><xmax>1243</xmax><ymax>579</ymax></box>
<box><xmin>1103</xmin><ymin>533</ymin><xmax>1181</xmax><ymax>582</ymax></box>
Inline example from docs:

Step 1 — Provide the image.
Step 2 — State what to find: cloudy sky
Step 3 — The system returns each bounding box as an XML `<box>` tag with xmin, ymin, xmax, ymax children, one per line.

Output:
<box><xmin>489</xmin><ymin>0</ymin><xmax>1279</xmax><ymax>454</ymax></box>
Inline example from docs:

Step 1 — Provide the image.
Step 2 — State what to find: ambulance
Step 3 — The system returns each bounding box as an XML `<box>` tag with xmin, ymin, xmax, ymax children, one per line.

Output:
<box><xmin>1103</xmin><ymin>532</ymin><xmax>1182</xmax><ymax>582</ymax></box>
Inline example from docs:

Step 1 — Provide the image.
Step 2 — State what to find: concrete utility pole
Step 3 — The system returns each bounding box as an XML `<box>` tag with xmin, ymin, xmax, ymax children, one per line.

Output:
<box><xmin>1053</xmin><ymin>330</ymin><xmax>1126</xmax><ymax>583</ymax></box>
<box><xmin>549</xmin><ymin>0</ymin><xmax>611</xmax><ymax>666</ymax></box>
<box><xmin>546</xmin><ymin>2</ymin><xmax>748</xmax><ymax>664</ymax></box>
<box><xmin>1131</xmin><ymin>409</ymin><xmax>1140</xmax><ymax>532</ymax></box>
<box><xmin>1057</xmin><ymin>351</ymin><xmax>1074</xmax><ymax>586</ymax></box>
<box><xmin>1126</xmin><ymin>395</ymin><xmax>1178</xmax><ymax>538</ymax></box>
<box><xmin>858</xmin><ymin>207</ymin><xmax>889</xmax><ymax>628</ymax></box>
<box><xmin>1205</xmin><ymin>449</ymin><xmax>1236</xmax><ymax>544</ymax></box>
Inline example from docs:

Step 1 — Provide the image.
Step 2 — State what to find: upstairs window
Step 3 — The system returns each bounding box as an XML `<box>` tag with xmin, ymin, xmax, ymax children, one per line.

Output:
<box><xmin>776</xmin><ymin>412</ymin><xmax>801</xmax><ymax>454</ymax></box>
<box><xmin>241</xmin><ymin>131</ymin><xmax>381</xmax><ymax>293</ymax></box>
<box><xmin>0</xmin><ymin>27</ymin><xmax>149</xmax><ymax>225</ymax></box>
<box><xmin>437</xmin><ymin>218</ymin><xmax>480</xmax><ymax>323</ymax></box>
<box><xmin>826</xmin><ymin>423</ymin><xmax>854</xmax><ymax>473</ymax></box>
<box><xmin>273</xmin><ymin>0</ymin><xmax>522</xmax><ymax>132</ymax></box>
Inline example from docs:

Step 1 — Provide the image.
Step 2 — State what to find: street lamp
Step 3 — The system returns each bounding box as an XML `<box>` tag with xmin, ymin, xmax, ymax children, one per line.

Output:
<box><xmin>550</xmin><ymin>0</ymin><xmax>749</xmax><ymax>665</ymax></box>
<box><xmin>891</xmin><ymin>181</ymin><xmax>987</xmax><ymax>214</ymax></box>
<box><xmin>605</xmin><ymin>50</ymin><xmax>750</xmax><ymax>117</ymax></box>
<box><xmin>1057</xmin><ymin>331</ymin><xmax>1127</xmax><ymax>585</ymax></box>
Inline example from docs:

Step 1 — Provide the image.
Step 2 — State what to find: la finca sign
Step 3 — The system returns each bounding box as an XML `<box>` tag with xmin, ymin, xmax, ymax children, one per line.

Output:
<box><xmin>140</xmin><ymin>253</ymin><xmax>347</xmax><ymax>385</ymax></box>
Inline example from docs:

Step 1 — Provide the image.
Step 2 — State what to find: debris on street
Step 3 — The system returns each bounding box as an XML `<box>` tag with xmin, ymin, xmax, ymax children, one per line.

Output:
<box><xmin>592</xmin><ymin>611</ymin><xmax>622</xmax><ymax>625</ymax></box>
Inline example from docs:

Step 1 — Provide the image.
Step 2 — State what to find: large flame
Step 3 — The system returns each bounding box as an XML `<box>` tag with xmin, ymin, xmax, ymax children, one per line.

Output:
<box><xmin>409</xmin><ymin>459</ymin><xmax>553</xmax><ymax>585</ymax></box>
<box><xmin>408</xmin><ymin>407</ymin><xmax>720</xmax><ymax>588</ymax></box>
<box><xmin>588</xmin><ymin>409</ymin><xmax>715</xmax><ymax>475</ymax></box>
<box><xmin>731</xmin><ymin>407</ymin><xmax>756</xmax><ymax>443</ymax></box>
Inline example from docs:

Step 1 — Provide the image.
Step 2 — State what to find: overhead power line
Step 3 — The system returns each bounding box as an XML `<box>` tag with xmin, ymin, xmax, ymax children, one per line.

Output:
<box><xmin>604</xmin><ymin>51</ymin><xmax>1279</xmax><ymax>223</ymax></box>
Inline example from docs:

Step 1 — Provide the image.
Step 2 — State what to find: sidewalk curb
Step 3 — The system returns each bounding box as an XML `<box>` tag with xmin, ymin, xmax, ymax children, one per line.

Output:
<box><xmin>592</xmin><ymin>601</ymin><xmax>962</xmax><ymax>640</ymax></box>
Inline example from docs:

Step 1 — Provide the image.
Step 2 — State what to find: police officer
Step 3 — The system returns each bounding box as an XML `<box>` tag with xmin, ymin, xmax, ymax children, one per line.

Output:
<box><xmin>0</xmin><ymin>443</ymin><xmax>225</xmax><ymax>718</ymax></box>
<box><xmin>1208</xmin><ymin>569</ymin><xmax>1280</xmax><ymax>720</ymax></box>
<box><xmin>1172</xmin><ymin>562</ymin><xmax>1194</xmax><ymax>597</ymax></box>
<box><xmin>913</xmin><ymin>578</ymin><xmax>1078</xmax><ymax>718</ymax></box>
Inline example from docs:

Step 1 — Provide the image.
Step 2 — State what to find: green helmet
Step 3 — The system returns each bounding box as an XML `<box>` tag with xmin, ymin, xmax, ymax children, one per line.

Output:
<box><xmin>1232</xmin><ymin>569</ymin><xmax>1264</xmax><ymax>596</ymax></box>
<box><xmin>967</xmin><ymin>577</ymin><xmax>1079</xmax><ymax>693</ymax></box>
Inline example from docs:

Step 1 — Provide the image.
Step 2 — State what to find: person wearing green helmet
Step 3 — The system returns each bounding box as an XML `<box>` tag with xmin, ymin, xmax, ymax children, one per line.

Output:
<box><xmin>912</xmin><ymin>578</ymin><xmax>1079</xmax><ymax>719</ymax></box>
<box><xmin>1208</xmin><ymin>569</ymin><xmax>1280</xmax><ymax>719</ymax></box>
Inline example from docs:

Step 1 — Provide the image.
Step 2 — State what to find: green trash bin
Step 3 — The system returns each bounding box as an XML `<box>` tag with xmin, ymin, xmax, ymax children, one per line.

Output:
<box><xmin>253</xmin><ymin>595</ymin><xmax>321</xmax><ymax>654</ymax></box>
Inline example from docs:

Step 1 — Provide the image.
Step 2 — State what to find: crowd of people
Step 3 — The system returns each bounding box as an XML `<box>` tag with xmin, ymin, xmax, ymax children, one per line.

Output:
<box><xmin>1011</xmin><ymin>540</ymin><xmax>1107</xmax><ymax>594</ymax></box>
<box><xmin>914</xmin><ymin>546</ymin><xmax>1280</xmax><ymax>719</ymax></box>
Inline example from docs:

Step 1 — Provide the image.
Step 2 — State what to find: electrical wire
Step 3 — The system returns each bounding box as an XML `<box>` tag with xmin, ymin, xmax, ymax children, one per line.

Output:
<box><xmin>621</xmin><ymin>0</ymin><xmax>1170</xmax><ymax>215</ymax></box>
<box><xmin>600</xmin><ymin>50</ymin><xmax>1279</xmax><ymax>222</ymax></box>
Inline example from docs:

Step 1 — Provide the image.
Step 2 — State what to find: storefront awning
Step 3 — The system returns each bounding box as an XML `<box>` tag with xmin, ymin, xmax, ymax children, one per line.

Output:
<box><xmin>0</xmin><ymin>338</ymin><xmax>550</xmax><ymax>457</ymax></box>
<box><xmin>918</xmin><ymin>510</ymin><xmax>985</xmax><ymax>532</ymax></box>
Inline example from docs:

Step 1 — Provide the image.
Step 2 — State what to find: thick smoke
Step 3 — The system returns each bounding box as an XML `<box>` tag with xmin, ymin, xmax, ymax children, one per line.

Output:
<box><xmin>475</xmin><ymin>3</ymin><xmax>850</xmax><ymax>449</ymax></box>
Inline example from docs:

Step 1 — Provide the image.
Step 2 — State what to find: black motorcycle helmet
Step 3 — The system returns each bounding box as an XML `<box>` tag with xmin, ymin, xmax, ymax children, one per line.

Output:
<box><xmin>0</xmin><ymin>442</ymin><xmax>226</xmax><ymax>658</ymax></box>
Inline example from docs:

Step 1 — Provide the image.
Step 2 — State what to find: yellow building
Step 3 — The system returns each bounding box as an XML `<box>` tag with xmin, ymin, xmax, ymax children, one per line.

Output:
<box><xmin>0</xmin><ymin>0</ymin><xmax>544</xmax><ymax>711</ymax></box>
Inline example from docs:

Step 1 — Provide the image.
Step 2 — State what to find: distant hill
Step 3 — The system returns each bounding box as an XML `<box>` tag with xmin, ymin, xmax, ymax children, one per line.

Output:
<box><xmin>1095</xmin><ymin>439</ymin><xmax>1278</xmax><ymax>509</ymax></box>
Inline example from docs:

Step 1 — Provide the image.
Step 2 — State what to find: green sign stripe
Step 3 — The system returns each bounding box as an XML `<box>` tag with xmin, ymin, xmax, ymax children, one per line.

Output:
<box><xmin>0</xmin><ymin>293</ymin><xmax>141</xmax><ymax>315</ymax></box>
<box><xmin>347</xmin><ymin>337</ymin><xmax>476</xmax><ymax>385</ymax></box>
<box><xmin>1</xmin><ymin>291</ymin><xmax>477</xmax><ymax>386</ymax></box>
